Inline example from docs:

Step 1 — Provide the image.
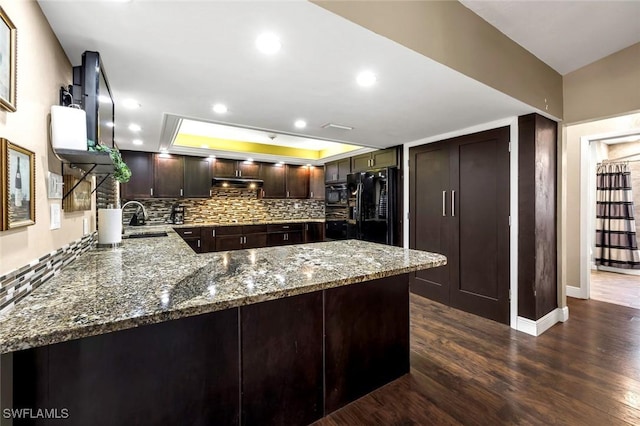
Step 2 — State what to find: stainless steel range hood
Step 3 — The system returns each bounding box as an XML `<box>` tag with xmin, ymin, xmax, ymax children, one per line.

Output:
<box><xmin>212</xmin><ymin>177</ymin><xmax>264</xmax><ymax>188</ymax></box>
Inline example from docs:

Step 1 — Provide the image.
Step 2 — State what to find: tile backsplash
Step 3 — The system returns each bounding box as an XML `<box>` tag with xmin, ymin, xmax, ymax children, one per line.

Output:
<box><xmin>122</xmin><ymin>188</ymin><xmax>325</xmax><ymax>225</ymax></box>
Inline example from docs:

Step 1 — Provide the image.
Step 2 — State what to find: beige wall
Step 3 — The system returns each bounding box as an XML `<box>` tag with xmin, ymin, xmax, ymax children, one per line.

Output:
<box><xmin>563</xmin><ymin>113</ymin><xmax>640</xmax><ymax>291</ymax></box>
<box><xmin>0</xmin><ymin>1</ymin><xmax>94</xmax><ymax>276</ymax></box>
<box><xmin>564</xmin><ymin>43</ymin><xmax>640</xmax><ymax>125</ymax></box>
<box><xmin>313</xmin><ymin>0</ymin><xmax>563</xmax><ymax>119</ymax></box>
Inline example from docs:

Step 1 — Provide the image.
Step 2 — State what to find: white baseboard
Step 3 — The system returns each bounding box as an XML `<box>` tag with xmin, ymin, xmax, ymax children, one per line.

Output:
<box><xmin>566</xmin><ymin>285</ymin><xmax>588</xmax><ymax>299</ymax></box>
<box><xmin>517</xmin><ymin>307</ymin><xmax>569</xmax><ymax>336</ymax></box>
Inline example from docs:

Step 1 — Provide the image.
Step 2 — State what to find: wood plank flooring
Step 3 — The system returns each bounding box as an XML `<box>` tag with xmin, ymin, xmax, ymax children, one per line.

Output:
<box><xmin>314</xmin><ymin>294</ymin><xmax>640</xmax><ymax>425</ymax></box>
<box><xmin>591</xmin><ymin>270</ymin><xmax>640</xmax><ymax>309</ymax></box>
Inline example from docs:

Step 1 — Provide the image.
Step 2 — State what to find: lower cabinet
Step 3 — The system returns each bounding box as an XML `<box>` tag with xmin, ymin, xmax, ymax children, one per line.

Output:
<box><xmin>304</xmin><ymin>222</ymin><xmax>324</xmax><ymax>243</ymax></box>
<box><xmin>178</xmin><ymin>222</ymin><xmax>323</xmax><ymax>253</ymax></box>
<box><xmin>174</xmin><ymin>227</ymin><xmax>202</xmax><ymax>253</ymax></box>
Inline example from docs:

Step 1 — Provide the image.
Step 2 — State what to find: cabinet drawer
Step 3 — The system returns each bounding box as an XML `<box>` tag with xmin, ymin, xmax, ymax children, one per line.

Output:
<box><xmin>174</xmin><ymin>227</ymin><xmax>202</xmax><ymax>238</ymax></box>
<box><xmin>243</xmin><ymin>224</ymin><xmax>268</xmax><ymax>234</ymax></box>
<box><xmin>267</xmin><ymin>223</ymin><xmax>303</xmax><ymax>233</ymax></box>
<box><xmin>216</xmin><ymin>225</ymin><xmax>244</xmax><ymax>236</ymax></box>
<box><xmin>244</xmin><ymin>233</ymin><xmax>268</xmax><ymax>249</ymax></box>
<box><xmin>267</xmin><ymin>231</ymin><xmax>303</xmax><ymax>246</ymax></box>
<box><xmin>216</xmin><ymin>235</ymin><xmax>244</xmax><ymax>251</ymax></box>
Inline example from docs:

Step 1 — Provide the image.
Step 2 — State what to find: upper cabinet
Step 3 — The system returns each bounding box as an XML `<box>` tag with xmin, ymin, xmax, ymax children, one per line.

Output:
<box><xmin>325</xmin><ymin>158</ymin><xmax>351</xmax><ymax>183</ymax></box>
<box><xmin>154</xmin><ymin>154</ymin><xmax>184</xmax><ymax>198</ymax></box>
<box><xmin>214</xmin><ymin>159</ymin><xmax>260</xmax><ymax>178</ymax></box>
<box><xmin>351</xmin><ymin>148</ymin><xmax>398</xmax><ymax>173</ymax></box>
<box><xmin>260</xmin><ymin>163</ymin><xmax>286</xmax><ymax>199</ymax></box>
<box><xmin>309</xmin><ymin>166</ymin><xmax>324</xmax><ymax>200</ymax></box>
<box><xmin>184</xmin><ymin>156</ymin><xmax>212</xmax><ymax>198</ymax></box>
<box><xmin>285</xmin><ymin>165</ymin><xmax>309</xmax><ymax>199</ymax></box>
<box><xmin>120</xmin><ymin>151</ymin><xmax>154</xmax><ymax>199</ymax></box>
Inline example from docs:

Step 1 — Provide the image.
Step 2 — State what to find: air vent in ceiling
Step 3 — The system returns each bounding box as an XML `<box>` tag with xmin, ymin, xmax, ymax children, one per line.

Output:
<box><xmin>321</xmin><ymin>123</ymin><xmax>354</xmax><ymax>131</ymax></box>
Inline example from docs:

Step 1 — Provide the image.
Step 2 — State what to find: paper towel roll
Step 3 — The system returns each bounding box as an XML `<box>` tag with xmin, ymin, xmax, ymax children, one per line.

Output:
<box><xmin>98</xmin><ymin>208</ymin><xmax>123</xmax><ymax>245</ymax></box>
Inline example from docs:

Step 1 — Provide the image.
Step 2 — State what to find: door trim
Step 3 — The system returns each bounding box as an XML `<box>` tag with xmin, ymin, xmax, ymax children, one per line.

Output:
<box><xmin>403</xmin><ymin>117</ymin><xmax>519</xmax><ymax>329</ymax></box>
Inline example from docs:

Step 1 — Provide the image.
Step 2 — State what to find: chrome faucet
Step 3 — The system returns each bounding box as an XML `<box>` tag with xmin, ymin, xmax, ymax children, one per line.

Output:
<box><xmin>121</xmin><ymin>200</ymin><xmax>149</xmax><ymax>226</ymax></box>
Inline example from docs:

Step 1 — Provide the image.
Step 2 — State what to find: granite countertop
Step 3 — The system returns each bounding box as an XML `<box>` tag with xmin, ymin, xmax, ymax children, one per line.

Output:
<box><xmin>0</xmin><ymin>231</ymin><xmax>446</xmax><ymax>354</ymax></box>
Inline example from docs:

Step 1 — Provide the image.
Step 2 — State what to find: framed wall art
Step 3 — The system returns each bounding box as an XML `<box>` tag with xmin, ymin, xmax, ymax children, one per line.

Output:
<box><xmin>0</xmin><ymin>6</ymin><xmax>16</xmax><ymax>112</ymax></box>
<box><xmin>1</xmin><ymin>139</ymin><xmax>35</xmax><ymax>230</ymax></box>
<box><xmin>62</xmin><ymin>175</ymin><xmax>92</xmax><ymax>212</ymax></box>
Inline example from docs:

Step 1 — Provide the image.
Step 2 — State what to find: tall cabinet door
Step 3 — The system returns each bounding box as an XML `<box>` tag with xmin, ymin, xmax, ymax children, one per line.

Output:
<box><xmin>409</xmin><ymin>141</ymin><xmax>451</xmax><ymax>304</ymax></box>
<box><xmin>410</xmin><ymin>127</ymin><xmax>510</xmax><ymax>325</ymax></box>
<box><xmin>449</xmin><ymin>127</ymin><xmax>510</xmax><ymax>324</ymax></box>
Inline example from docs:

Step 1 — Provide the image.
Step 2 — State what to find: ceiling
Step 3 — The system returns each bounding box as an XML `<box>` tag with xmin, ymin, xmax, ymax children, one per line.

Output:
<box><xmin>42</xmin><ymin>1</ymin><xmax>621</xmax><ymax>165</ymax></box>
<box><xmin>460</xmin><ymin>0</ymin><xmax>640</xmax><ymax>75</ymax></box>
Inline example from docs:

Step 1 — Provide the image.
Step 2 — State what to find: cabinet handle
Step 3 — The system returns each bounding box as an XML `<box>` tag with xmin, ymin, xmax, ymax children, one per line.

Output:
<box><xmin>210</xmin><ymin>189</ymin><xmax>212</xmax><ymax>197</ymax></box>
<box><xmin>180</xmin><ymin>188</ymin><xmax>183</xmax><ymax>197</ymax></box>
<box><xmin>239</xmin><ymin>170</ymin><xmax>242</xmax><ymax>177</ymax></box>
<box><xmin>310</xmin><ymin>191</ymin><xmax>313</xmax><ymax>198</ymax></box>
<box><xmin>287</xmin><ymin>191</ymin><xmax>290</xmax><ymax>198</ymax></box>
<box><xmin>212</xmin><ymin>229</ymin><xmax>216</xmax><ymax>237</ymax></box>
<box><xmin>240</xmin><ymin>236</ymin><xmax>243</xmax><ymax>244</ymax></box>
<box><xmin>284</xmin><ymin>233</ymin><xmax>288</xmax><ymax>241</ymax></box>
<box><xmin>442</xmin><ymin>191</ymin><xmax>446</xmax><ymax>217</ymax></box>
<box><xmin>451</xmin><ymin>190</ymin><xmax>456</xmax><ymax>217</ymax></box>
<box><xmin>283</xmin><ymin>226</ymin><xmax>289</xmax><ymax>229</ymax></box>
<box><xmin>150</xmin><ymin>188</ymin><xmax>153</xmax><ymax>196</ymax></box>
<box><xmin>184</xmin><ymin>231</ymin><xmax>193</xmax><ymax>235</ymax></box>
<box><xmin>305</xmin><ymin>224</ymin><xmax>308</xmax><ymax>231</ymax></box>
<box><xmin>197</xmin><ymin>240</ymin><xmax>201</xmax><ymax>248</ymax></box>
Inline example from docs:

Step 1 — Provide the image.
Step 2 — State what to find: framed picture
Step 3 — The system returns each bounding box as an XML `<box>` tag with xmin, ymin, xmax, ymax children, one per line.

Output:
<box><xmin>62</xmin><ymin>175</ymin><xmax>92</xmax><ymax>212</ymax></box>
<box><xmin>1</xmin><ymin>139</ymin><xmax>35</xmax><ymax>230</ymax></box>
<box><xmin>47</xmin><ymin>172</ymin><xmax>63</xmax><ymax>199</ymax></box>
<box><xmin>0</xmin><ymin>6</ymin><xmax>16</xmax><ymax>112</ymax></box>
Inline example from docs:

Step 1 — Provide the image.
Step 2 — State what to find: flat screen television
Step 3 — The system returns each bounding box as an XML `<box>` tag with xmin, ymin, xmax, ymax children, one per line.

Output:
<box><xmin>73</xmin><ymin>51</ymin><xmax>115</xmax><ymax>150</ymax></box>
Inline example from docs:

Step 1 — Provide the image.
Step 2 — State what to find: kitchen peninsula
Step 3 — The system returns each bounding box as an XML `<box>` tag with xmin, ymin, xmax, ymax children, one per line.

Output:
<box><xmin>0</xmin><ymin>230</ymin><xmax>445</xmax><ymax>425</ymax></box>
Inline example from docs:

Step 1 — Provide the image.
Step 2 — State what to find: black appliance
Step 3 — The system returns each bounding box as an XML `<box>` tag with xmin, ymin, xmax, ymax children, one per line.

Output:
<box><xmin>325</xmin><ymin>184</ymin><xmax>348</xmax><ymax>206</ymax></box>
<box><xmin>169</xmin><ymin>203</ymin><xmax>185</xmax><ymax>224</ymax></box>
<box><xmin>347</xmin><ymin>168</ymin><xmax>397</xmax><ymax>245</ymax></box>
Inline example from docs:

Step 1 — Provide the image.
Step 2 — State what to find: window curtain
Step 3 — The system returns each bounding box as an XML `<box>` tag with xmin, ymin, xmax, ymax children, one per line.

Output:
<box><xmin>595</xmin><ymin>162</ymin><xmax>640</xmax><ymax>269</ymax></box>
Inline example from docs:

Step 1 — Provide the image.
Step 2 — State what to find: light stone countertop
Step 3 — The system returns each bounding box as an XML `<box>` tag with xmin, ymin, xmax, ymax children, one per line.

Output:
<box><xmin>0</xmin><ymin>230</ymin><xmax>446</xmax><ymax>354</ymax></box>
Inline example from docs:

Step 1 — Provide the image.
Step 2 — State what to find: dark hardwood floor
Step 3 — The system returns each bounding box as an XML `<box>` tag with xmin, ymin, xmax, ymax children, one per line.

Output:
<box><xmin>314</xmin><ymin>294</ymin><xmax>640</xmax><ymax>425</ymax></box>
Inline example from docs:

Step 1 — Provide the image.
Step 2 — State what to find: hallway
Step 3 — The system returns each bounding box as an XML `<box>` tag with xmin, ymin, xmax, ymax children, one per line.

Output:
<box><xmin>591</xmin><ymin>270</ymin><xmax>640</xmax><ymax>309</ymax></box>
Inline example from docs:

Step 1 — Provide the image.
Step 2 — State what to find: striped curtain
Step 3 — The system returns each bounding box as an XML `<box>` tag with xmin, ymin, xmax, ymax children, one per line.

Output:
<box><xmin>595</xmin><ymin>162</ymin><xmax>640</xmax><ymax>269</ymax></box>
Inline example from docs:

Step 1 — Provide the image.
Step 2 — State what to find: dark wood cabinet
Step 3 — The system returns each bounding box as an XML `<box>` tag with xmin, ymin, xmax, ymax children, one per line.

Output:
<box><xmin>409</xmin><ymin>127</ymin><xmax>510</xmax><ymax>324</ymax></box>
<box><xmin>238</xmin><ymin>161</ymin><xmax>260</xmax><ymax>178</ymax></box>
<box><xmin>518</xmin><ymin>113</ymin><xmax>557</xmax><ymax>321</ymax></box>
<box><xmin>213</xmin><ymin>158</ymin><xmax>237</xmax><ymax>178</ymax></box>
<box><xmin>351</xmin><ymin>148</ymin><xmax>398</xmax><ymax>173</ymax></box>
<box><xmin>120</xmin><ymin>151</ymin><xmax>154</xmax><ymax>199</ymax></box>
<box><xmin>184</xmin><ymin>156</ymin><xmax>212</xmax><ymax>198</ymax></box>
<box><xmin>260</xmin><ymin>163</ymin><xmax>286</xmax><ymax>198</ymax></box>
<box><xmin>201</xmin><ymin>226</ymin><xmax>217</xmax><ymax>252</ymax></box>
<box><xmin>154</xmin><ymin>154</ymin><xmax>184</xmax><ymax>198</ymax></box>
<box><xmin>174</xmin><ymin>227</ymin><xmax>202</xmax><ymax>253</ymax></box>
<box><xmin>285</xmin><ymin>165</ymin><xmax>309</xmax><ymax>198</ymax></box>
<box><xmin>325</xmin><ymin>158</ymin><xmax>351</xmax><ymax>183</ymax></box>
<box><xmin>305</xmin><ymin>222</ymin><xmax>324</xmax><ymax>243</ymax></box>
<box><xmin>214</xmin><ymin>159</ymin><xmax>260</xmax><ymax>178</ymax></box>
<box><xmin>309</xmin><ymin>166</ymin><xmax>324</xmax><ymax>200</ymax></box>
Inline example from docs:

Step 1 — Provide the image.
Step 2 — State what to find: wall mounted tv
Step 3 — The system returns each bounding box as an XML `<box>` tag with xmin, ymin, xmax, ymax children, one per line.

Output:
<box><xmin>72</xmin><ymin>51</ymin><xmax>115</xmax><ymax>150</ymax></box>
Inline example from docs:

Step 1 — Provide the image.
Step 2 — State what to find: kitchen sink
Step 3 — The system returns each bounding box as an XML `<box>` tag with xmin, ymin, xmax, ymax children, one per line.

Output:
<box><xmin>124</xmin><ymin>231</ymin><xmax>168</xmax><ymax>239</ymax></box>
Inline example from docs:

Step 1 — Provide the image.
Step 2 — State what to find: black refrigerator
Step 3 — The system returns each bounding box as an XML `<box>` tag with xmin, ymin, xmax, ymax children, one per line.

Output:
<box><xmin>347</xmin><ymin>168</ymin><xmax>398</xmax><ymax>245</ymax></box>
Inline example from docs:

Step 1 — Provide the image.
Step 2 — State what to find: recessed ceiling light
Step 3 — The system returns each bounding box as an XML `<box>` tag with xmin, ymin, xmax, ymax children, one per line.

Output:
<box><xmin>294</xmin><ymin>120</ymin><xmax>307</xmax><ymax>129</ymax></box>
<box><xmin>123</xmin><ymin>99</ymin><xmax>141</xmax><ymax>109</ymax></box>
<box><xmin>128</xmin><ymin>123</ymin><xmax>141</xmax><ymax>132</ymax></box>
<box><xmin>256</xmin><ymin>32</ymin><xmax>281</xmax><ymax>54</ymax></box>
<box><xmin>212</xmin><ymin>103</ymin><xmax>228</xmax><ymax>114</ymax></box>
<box><xmin>356</xmin><ymin>70</ymin><xmax>376</xmax><ymax>87</ymax></box>
<box><xmin>132</xmin><ymin>139</ymin><xmax>143</xmax><ymax>146</ymax></box>
<box><xmin>98</xmin><ymin>95</ymin><xmax>112</xmax><ymax>104</ymax></box>
<box><xmin>105</xmin><ymin>121</ymin><xmax>114</xmax><ymax>128</ymax></box>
